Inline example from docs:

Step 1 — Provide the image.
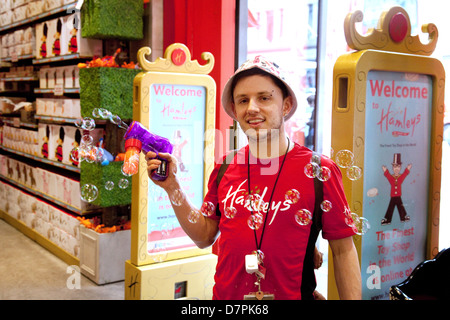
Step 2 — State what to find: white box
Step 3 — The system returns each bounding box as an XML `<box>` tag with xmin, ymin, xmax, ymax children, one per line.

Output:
<box><xmin>50</xmin><ymin>124</ymin><xmax>63</xmax><ymax>162</ymax></box>
<box><xmin>61</xmin><ymin>125</ymin><xmax>80</xmax><ymax>166</ymax></box>
<box><xmin>35</xmin><ymin>21</ymin><xmax>49</xmax><ymax>59</ymax></box>
<box><xmin>80</xmin><ymin>225</ymin><xmax>131</xmax><ymax>284</ymax></box>
<box><xmin>48</xmin><ymin>17</ymin><xmax>67</xmax><ymax>57</ymax></box>
<box><xmin>38</xmin><ymin>123</ymin><xmax>52</xmax><ymax>159</ymax></box>
<box><xmin>65</xmin><ymin>12</ymin><xmax>102</xmax><ymax>57</ymax></box>
<box><xmin>39</xmin><ymin>67</ymin><xmax>49</xmax><ymax>89</ymax></box>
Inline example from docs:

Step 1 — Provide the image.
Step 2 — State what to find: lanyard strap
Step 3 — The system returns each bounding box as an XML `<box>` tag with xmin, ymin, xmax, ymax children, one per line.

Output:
<box><xmin>247</xmin><ymin>138</ymin><xmax>290</xmax><ymax>252</ymax></box>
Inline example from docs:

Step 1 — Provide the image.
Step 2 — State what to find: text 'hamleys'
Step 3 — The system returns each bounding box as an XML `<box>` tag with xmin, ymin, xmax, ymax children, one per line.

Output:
<box><xmin>369</xmin><ymin>80</ymin><xmax>428</xmax><ymax>100</ymax></box>
<box><xmin>152</xmin><ymin>84</ymin><xmax>204</xmax><ymax>97</ymax></box>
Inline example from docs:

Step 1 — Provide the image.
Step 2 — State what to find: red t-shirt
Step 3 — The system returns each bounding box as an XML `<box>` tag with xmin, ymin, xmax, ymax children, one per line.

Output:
<box><xmin>204</xmin><ymin>143</ymin><xmax>356</xmax><ymax>300</ymax></box>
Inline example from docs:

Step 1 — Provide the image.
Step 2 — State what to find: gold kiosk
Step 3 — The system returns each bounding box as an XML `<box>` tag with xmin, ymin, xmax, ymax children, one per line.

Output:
<box><xmin>329</xmin><ymin>7</ymin><xmax>445</xmax><ymax>300</ymax></box>
<box><xmin>125</xmin><ymin>44</ymin><xmax>218</xmax><ymax>300</ymax></box>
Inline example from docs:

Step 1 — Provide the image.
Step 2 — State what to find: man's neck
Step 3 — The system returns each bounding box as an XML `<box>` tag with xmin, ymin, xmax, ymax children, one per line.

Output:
<box><xmin>248</xmin><ymin>135</ymin><xmax>290</xmax><ymax>159</ymax></box>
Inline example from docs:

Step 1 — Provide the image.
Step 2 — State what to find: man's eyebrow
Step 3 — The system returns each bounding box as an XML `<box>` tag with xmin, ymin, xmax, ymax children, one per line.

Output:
<box><xmin>234</xmin><ymin>91</ymin><xmax>274</xmax><ymax>99</ymax></box>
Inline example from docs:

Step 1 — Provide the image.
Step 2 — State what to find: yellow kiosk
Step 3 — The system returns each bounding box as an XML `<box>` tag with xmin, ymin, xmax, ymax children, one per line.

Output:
<box><xmin>329</xmin><ymin>7</ymin><xmax>444</xmax><ymax>300</ymax></box>
<box><xmin>125</xmin><ymin>44</ymin><xmax>218</xmax><ymax>300</ymax></box>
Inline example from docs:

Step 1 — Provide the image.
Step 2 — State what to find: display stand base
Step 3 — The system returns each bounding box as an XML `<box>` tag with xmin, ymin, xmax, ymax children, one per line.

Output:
<box><xmin>125</xmin><ymin>254</ymin><xmax>217</xmax><ymax>300</ymax></box>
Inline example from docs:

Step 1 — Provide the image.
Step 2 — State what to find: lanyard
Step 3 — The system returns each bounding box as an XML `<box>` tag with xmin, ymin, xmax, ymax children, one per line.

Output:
<box><xmin>247</xmin><ymin>138</ymin><xmax>290</xmax><ymax>252</ymax></box>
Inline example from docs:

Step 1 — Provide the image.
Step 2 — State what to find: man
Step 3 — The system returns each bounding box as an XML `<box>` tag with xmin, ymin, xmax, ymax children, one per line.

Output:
<box><xmin>381</xmin><ymin>153</ymin><xmax>412</xmax><ymax>225</ymax></box>
<box><xmin>146</xmin><ymin>56</ymin><xmax>361</xmax><ymax>300</ymax></box>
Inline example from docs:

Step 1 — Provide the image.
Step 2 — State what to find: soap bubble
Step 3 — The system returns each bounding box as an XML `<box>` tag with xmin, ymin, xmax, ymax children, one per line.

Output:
<box><xmin>70</xmin><ymin>147</ymin><xmax>80</xmax><ymax>163</ymax></box>
<box><xmin>347</xmin><ymin>166</ymin><xmax>362</xmax><ymax>181</ymax></box>
<box><xmin>320</xmin><ymin>200</ymin><xmax>332</xmax><ymax>212</ymax></box>
<box><xmin>169</xmin><ymin>189</ymin><xmax>185</xmax><ymax>206</ymax></box>
<box><xmin>75</xmin><ymin>117</ymin><xmax>96</xmax><ymax>131</ymax></box>
<box><xmin>317</xmin><ymin>166</ymin><xmax>332</xmax><ymax>182</ymax></box>
<box><xmin>285</xmin><ymin>189</ymin><xmax>301</xmax><ymax>204</ymax></box>
<box><xmin>244</xmin><ymin>193</ymin><xmax>265</xmax><ymax>213</ymax></box>
<box><xmin>295</xmin><ymin>209</ymin><xmax>312</xmax><ymax>226</ymax></box>
<box><xmin>335</xmin><ymin>150</ymin><xmax>354</xmax><ymax>168</ymax></box>
<box><xmin>81</xmin><ymin>134</ymin><xmax>93</xmax><ymax>146</ymax></box>
<box><xmin>109</xmin><ymin>114</ymin><xmax>122</xmax><ymax>125</ymax></box>
<box><xmin>105</xmin><ymin>181</ymin><xmax>114</xmax><ymax>191</ymax></box>
<box><xmin>304</xmin><ymin>162</ymin><xmax>320</xmax><ymax>178</ymax></box>
<box><xmin>118</xmin><ymin>178</ymin><xmax>129</xmax><ymax>189</ymax></box>
<box><xmin>224</xmin><ymin>206</ymin><xmax>237</xmax><ymax>219</ymax></box>
<box><xmin>354</xmin><ymin>216</ymin><xmax>371</xmax><ymax>235</ymax></box>
<box><xmin>92</xmin><ymin>108</ymin><xmax>101</xmax><ymax>118</ymax></box>
<box><xmin>98</xmin><ymin>108</ymin><xmax>112</xmax><ymax>119</ymax></box>
<box><xmin>200</xmin><ymin>201</ymin><xmax>216</xmax><ymax>217</ymax></box>
<box><xmin>247</xmin><ymin>213</ymin><xmax>264</xmax><ymax>230</ymax></box>
<box><xmin>188</xmin><ymin>209</ymin><xmax>201</xmax><ymax>224</ymax></box>
<box><xmin>80</xmin><ymin>184</ymin><xmax>98</xmax><ymax>202</ymax></box>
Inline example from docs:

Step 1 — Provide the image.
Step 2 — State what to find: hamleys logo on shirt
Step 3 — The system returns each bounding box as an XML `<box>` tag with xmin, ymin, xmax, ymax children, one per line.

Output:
<box><xmin>222</xmin><ymin>180</ymin><xmax>294</xmax><ymax>225</ymax></box>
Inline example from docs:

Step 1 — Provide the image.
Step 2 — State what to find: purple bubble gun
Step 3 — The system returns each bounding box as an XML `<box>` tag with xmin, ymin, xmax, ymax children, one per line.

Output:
<box><xmin>122</xmin><ymin>121</ymin><xmax>173</xmax><ymax>180</ymax></box>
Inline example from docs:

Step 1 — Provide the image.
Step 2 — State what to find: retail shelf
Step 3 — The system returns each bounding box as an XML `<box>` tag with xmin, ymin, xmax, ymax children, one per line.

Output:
<box><xmin>34</xmin><ymin>88</ymin><xmax>80</xmax><ymax>94</ymax></box>
<box><xmin>1</xmin><ymin>54</ymin><xmax>34</xmax><ymax>63</ymax></box>
<box><xmin>0</xmin><ymin>173</ymin><xmax>99</xmax><ymax>216</ymax></box>
<box><xmin>33</xmin><ymin>53</ymin><xmax>91</xmax><ymax>65</ymax></box>
<box><xmin>2</xmin><ymin>76</ymin><xmax>38</xmax><ymax>82</ymax></box>
<box><xmin>0</xmin><ymin>2</ymin><xmax>78</xmax><ymax>33</ymax></box>
<box><xmin>0</xmin><ymin>116</ymin><xmax>38</xmax><ymax>128</ymax></box>
<box><xmin>0</xmin><ymin>209</ymin><xmax>79</xmax><ymax>267</ymax></box>
<box><xmin>0</xmin><ymin>146</ymin><xmax>80</xmax><ymax>173</ymax></box>
<box><xmin>34</xmin><ymin>115</ymin><xmax>80</xmax><ymax>124</ymax></box>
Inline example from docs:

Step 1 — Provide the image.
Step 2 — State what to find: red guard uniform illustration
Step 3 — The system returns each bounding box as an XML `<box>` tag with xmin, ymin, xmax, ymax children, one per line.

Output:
<box><xmin>381</xmin><ymin>153</ymin><xmax>412</xmax><ymax>225</ymax></box>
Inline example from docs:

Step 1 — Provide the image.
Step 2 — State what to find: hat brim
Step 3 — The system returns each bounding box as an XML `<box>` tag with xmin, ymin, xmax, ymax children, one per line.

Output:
<box><xmin>221</xmin><ymin>65</ymin><xmax>297</xmax><ymax>122</ymax></box>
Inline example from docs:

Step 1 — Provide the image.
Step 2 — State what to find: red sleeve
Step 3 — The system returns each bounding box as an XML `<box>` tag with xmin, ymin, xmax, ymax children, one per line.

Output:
<box><xmin>320</xmin><ymin>157</ymin><xmax>357</xmax><ymax>240</ymax></box>
<box><xmin>202</xmin><ymin>155</ymin><xmax>226</xmax><ymax>222</ymax></box>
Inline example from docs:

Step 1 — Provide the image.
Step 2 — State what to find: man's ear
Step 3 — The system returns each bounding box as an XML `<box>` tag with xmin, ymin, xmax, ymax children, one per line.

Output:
<box><xmin>282</xmin><ymin>96</ymin><xmax>293</xmax><ymax>117</ymax></box>
<box><xmin>231</xmin><ymin>102</ymin><xmax>237</xmax><ymax>118</ymax></box>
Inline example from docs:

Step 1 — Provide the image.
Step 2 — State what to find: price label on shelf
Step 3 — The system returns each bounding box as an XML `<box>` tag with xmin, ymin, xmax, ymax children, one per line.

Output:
<box><xmin>54</xmin><ymin>83</ymin><xmax>64</xmax><ymax>96</ymax></box>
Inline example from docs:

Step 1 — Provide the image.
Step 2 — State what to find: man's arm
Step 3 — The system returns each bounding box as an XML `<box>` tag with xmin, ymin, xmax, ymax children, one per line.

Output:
<box><xmin>146</xmin><ymin>151</ymin><xmax>220</xmax><ymax>249</ymax></box>
<box><xmin>329</xmin><ymin>236</ymin><xmax>362</xmax><ymax>300</ymax></box>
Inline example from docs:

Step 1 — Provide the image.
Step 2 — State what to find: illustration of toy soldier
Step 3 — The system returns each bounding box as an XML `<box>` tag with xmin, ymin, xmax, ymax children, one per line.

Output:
<box><xmin>381</xmin><ymin>153</ymin><xmax>412</xmax><ymax>225</ymax></box>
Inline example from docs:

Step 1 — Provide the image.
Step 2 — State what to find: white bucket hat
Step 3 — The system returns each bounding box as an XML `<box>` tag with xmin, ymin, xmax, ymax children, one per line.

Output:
<box><xmin>221</xmin><ymin>55</ymin><xmax>298</xmax><ymax>121</ymax></box>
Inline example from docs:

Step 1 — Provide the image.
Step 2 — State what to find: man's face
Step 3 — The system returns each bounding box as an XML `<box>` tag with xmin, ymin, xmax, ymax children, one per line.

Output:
<box><xmin>392</xmin><ymin>164</ymin><xmax>402</xmax><ymax>175</ymax></box>
<box><xmin>231</xmin><ymin>74</ymin><xmax>292</xmax><ymax>142</ymax></box>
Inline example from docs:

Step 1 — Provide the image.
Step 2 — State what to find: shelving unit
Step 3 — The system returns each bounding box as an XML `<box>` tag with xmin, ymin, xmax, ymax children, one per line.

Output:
<box><xmin>0</xmin><ymin>1</ymin><xmax>97</xmax><ymax>266</ymax></box>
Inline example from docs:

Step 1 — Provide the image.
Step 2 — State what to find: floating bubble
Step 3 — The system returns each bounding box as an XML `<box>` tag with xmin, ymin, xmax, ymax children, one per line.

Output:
<box><xmin>70</xmin><ymin>147</ymin><xmax>80</xmax><ymax>163</ymax></box>
<box><xmin>118</xmin><ymin>178</ymin><xmax>129</xmax><ymax>189</ymax></box>
<box><xmin>244</xmin><ymin>193</ymin><xmax>265</xmax><ymax>213</ymax></box>
<box><xmin>354</xmin><ymin>216</ymin><xmax>370</xmax><ymax>236</ymax></box>
<box><xmin>224</xmin><ymin>206</ymin><xmax>237</xmax><ymax>219</ymax></box>
<box><xmin>80</xmin><ymin>184</ymin><xmax>98</xmax><ymax>202</ymax></box>
<box><xmin>295</xmin><ymin>209</ymin><xmax>312</xmax><ymax>226</ymax></box>
<box><xmin>109</xmin><ymin>114</ymin><xmax>122</xmax><ymax>125</ymax></box>
<box><xmin>81</xmin><ymin>134</ymin><xmax>93</xmax><ymax>146</ymax></box>
<box><xmin>320</xmin><ymin>200</ymin><xmax>332</xmax><ymax>212</ymax></box>
<box><xmin>200</xmin><ymin>201</ymin><xmax>216</xmax><ymax>217</ymax></box>
<box><xmin>317</xmin><ymin>166</ymin><xmax>332</xmax><ymax>182</ymax></box>
<box><xmin>169</xmin><ymin>189</ymin><xmax>185</xmax><ymax>206</ymax></box>
<box><xmin>285</xmin><ymin>189</ymin><xmax>301</xmax><ymax>204</ymax></box>
<box><xmin>76</xmin><ymin>117</ymin><xmax>96</xmax><ymax>131</ymax></box>
<box><xmin>92</xmin><ymin>108</ymin><xmax>101</xmax><ymax>118</ymax></box>
<box><xmin>347</xmin><ymin>166</ymin><xmax>362</xmax><ymax>181</ymax></box>
<box><xmin>98</xmin><ymin>108</ymin><xmax>112</xmax><ymax>119</ymax></box>
<box><xmin>247</xmin><ymin>213</ymin><xmax>264</xmax><ymax>230</ymax></box>
<box><xmin>188</xmin><ymin>209</ymin><xmax>201</xmax><ymax>223</ymax></box>
<box><xmin>335</xmin><ymin>150</ymin><xmax>354</xmax><ymax>168</ymax></box>
<box><xmin>105</xmin><ymin>181</ymin><xmax>114</xmax><ymax>191</ymax></box>
<box><xmin>304</xmin><ymin>162</ymin><xmax>320</xmax><ymax>178</ymax></box>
